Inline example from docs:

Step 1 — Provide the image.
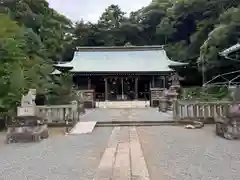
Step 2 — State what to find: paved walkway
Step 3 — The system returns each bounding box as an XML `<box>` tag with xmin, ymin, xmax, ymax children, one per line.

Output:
<box><xmin>94</xmin><ymin>127</ymin><xmax>149</xmax><ymax>180</ymax></box>
<box><xmin>70</xmin><ymin>108</ymin><xmax>172</xmax><ymax>134</ymax></box>
<box><xmin>79</xmin><ymin>108</ymin><xmax>172</xmax><ymax>122</ymax></box>
<box><xmin>0</xmin><ymin>109</ymin><xmax>240</xmax><ymax>180</ymax></box>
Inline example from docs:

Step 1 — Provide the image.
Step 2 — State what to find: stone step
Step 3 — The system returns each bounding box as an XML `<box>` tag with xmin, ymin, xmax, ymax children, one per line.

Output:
<box><xmin>96</xmin><ymin>121</ymin><xmax>179</xmax><ymax>127</ymax></box>
<box><xmin>95</xmin><ymin>120</ymin><xmax>214</xmax><ymax>127</ymax></box>
<box><xmin>97</xmin><ymin>101</ymin><xmax>150</xmax><ymax>109</ymax></box>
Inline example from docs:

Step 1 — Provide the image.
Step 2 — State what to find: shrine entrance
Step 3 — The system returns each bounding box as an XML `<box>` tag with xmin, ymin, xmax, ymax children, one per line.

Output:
<box><xmin>108</xmin><ymin>77</ymin><xmax>136</xmax><ymax>101</ymax></box>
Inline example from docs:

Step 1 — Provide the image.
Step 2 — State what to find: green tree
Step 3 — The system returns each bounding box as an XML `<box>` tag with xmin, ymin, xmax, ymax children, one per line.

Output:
<box><xmin>0</xmin><ymin>14</ymin><xmax>26</xmax><ymax>114</ymax></box>
<box><xmin>97</xmin><ymin>5</ymin><xmax>127</xmax><ymax>45</ymax></box>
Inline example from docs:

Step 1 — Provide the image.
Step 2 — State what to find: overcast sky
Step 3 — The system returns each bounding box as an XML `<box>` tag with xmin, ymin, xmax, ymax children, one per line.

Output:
<box><xmin>47</xmin><ymin>0</ymin><xmax>151</xmax><ymax>23</ymax></box>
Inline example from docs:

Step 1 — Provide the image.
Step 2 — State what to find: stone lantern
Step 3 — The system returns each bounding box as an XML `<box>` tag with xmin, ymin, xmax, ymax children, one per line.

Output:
<box><xmin>168</xmin><ymin>72</ymin><xmax>184</xmax><ymax>94</ymax></box>
<box><xmin>166</xmin><ymin>73</ymin><xmax>184</xmax><ymax>110</ymax></box>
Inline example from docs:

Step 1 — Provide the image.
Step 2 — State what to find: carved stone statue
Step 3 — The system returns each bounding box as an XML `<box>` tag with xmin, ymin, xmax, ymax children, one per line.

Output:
<box><xmin>215</xmin><ymin>86</ymin><xmax>240</xmax><ymax>140</ymax></box>
<box><xmin>20</xmin><ymin>89</ymin><xmax>36</xmax><ymax>107</ymax></box>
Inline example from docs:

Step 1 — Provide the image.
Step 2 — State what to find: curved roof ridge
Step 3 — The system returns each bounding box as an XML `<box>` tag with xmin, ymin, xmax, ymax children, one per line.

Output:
<box><xmin>76</xmin><ymin>45</ymin><xmax>164</xmax><ymax>51</ymax></box>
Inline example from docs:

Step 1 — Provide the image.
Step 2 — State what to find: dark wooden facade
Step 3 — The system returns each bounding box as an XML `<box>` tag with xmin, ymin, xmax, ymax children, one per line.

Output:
<box><xmin>72</xmin><ymin>72</ymin><xmax>169</xmax><ymax>101</ymax></box>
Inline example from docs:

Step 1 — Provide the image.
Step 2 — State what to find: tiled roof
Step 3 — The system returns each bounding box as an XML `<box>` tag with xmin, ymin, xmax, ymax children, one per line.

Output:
<box><xmin>54</xmin><ymin>46</ymin><xmax>187</xmax><ymax>73</ymax></box>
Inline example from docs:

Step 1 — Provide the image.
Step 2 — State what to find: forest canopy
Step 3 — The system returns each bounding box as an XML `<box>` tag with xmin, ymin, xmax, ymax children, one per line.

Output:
<box><xmin>0</xmin><ymin>0</ymin><xmax>239</xmax><ymax>114</ymax></box>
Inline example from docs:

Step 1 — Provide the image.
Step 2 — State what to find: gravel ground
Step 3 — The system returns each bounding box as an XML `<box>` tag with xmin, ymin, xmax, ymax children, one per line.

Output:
<box><xmin>137</xmin><ymin>125</ymin><xmax>240</xmax><ymax>180</ymax></box>
<box><xmin>0</xmin><ymin>127</ymin><xmax>113</xmax><ymax>180</ymax></box>
<box><xmin>81</xmin><ymin>108</ymin><xmax>172</xmax><ymax>122</ymax></box>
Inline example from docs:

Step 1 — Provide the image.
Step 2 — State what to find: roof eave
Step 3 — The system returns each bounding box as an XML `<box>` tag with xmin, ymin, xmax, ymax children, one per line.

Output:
<box><xmin>53</xmin><ymin>64</ymin><xmax>73</xmax><ymax>68</ymax></box>
<box><xmin>219</xmin><ymin>43</ymin><xmax>240</xmax><ymax>56</ymax></box>
<box><xmin>169</xmin><ymin>62</ymin><xmax>188</xmax><ymax>66</ymax></box>
<box><xmin>70</xmin><ymin>70</ymin><xmax>174</xmax><ymax>73</ymax></box>
<box><xmin>50</xmin><ymin>69</ymin><xmax>62</xmax><ymax>75</ymax></box>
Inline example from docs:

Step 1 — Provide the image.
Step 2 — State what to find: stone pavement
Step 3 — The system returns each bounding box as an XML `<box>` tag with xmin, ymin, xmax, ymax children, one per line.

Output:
<box><xmin>94</xmin><ymin>127</ymin><xmax>149</xmax><ymax>180</ymax></box>
<box><xmin>80</xmin><ymin>108</ymin><xmax>172</xmax><ymax>122</ymax></box>
<box><xmin>0</xmin><ymin>109</ymin><xmax>240</xmax><ymax>180</ymax></box>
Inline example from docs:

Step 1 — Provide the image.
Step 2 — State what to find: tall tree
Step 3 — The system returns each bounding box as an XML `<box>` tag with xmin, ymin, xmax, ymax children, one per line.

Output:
<box><xmin>98</xmin><ymin>5</ymin><xmax>127</xmax><ymax>45</ymax></box>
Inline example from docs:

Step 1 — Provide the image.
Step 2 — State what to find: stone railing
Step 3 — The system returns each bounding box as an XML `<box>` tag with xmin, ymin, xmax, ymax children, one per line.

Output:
<box><xmin>36</xmin><ymin>103</ymin><xmax>84</xmax><ymax>125</ymax></box>
<box><xmin>172</xmin><ymin>100</ymin><xmax>232</xmax><ymax>121</ymax></box>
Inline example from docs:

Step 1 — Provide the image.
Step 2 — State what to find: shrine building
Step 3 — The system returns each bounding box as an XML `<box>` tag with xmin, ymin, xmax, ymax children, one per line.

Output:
<box><xmin>52</xmin><ymin>46</ymin><xmax>187</xmax><ymax>101</ymax></box>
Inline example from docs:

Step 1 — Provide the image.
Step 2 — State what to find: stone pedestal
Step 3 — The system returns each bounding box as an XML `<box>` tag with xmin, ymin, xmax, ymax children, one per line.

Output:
<box><xmin>150</xmin><ymin>88</ymin><xmax>166</xmax><ymax>107</ymax></box>
<box><xmin>78</xmin><ymin>90</ymin><xmax>95</xmax><ymax>108</ymax></box>
<box><xmin>159</xmin><ymin>97</ymin><xmax>168</xmax><ymax>112</ymax></box>
<box><xmin>6</xmin><ymin>89</ymin><xmax>49</xmax><ymax>144</ymax></box>
<box><xmin>166</xmin><ymin>87</ymin><xmax>179</xmax><ymax>110</ymax></box>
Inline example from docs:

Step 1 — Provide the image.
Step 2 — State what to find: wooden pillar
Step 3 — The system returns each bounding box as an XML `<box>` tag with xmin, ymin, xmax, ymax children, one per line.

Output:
<box><xmin>152</xmin><ymin>76</ymin><xmax>155</xmax><ymax>88</ymax></box>
<box><xmin>163</xmin><ymin>76</ymin><xmax>166</xmax><ymax>88</ymax></box>
<box><xmin>104</xmin><ymin>78</ymin><xmax>108</xmax><ymax>101</ymax></box>
<box><xmin>135</xmin><ymin>77</ymin><xmax>138</xmax><ymax>100</ymax></box>
<box><xmin>121</xmin><ymin>77</ymin><xmax>124</xmax><ymax>100</ymax></box>
<box><xmin>87</xmin><ymin>77</ymin><xmax>91</xmax><ymax>89</ymax></box>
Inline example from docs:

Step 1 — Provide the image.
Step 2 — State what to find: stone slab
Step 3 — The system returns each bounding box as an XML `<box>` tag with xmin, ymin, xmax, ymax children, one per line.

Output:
<box><xmin>93</xmin><ymin>127</ymin><xmax>120</xmax><ymax>180</ymax></box>
<box><xmin>70</xmin><ymin>121</ymin><xmax>97</xmax><ymax>134</ymax></box>
<box><xmin>129</xmin><ymin>127</ymin><xmax>150</xmax><ymax>180</ymax></box>
<box><xmin>94</xmin><ymin>127</ymin><xmax>149</xmax><ymax>180</ymax></box>
<box><xmin>112</xmin><ymin>127</ymin><xmax>131</xmax><ymax>180</ymax></box>
<box><xmin>112</xmin><ymin>142</ymin><xmax>131</xmax><ymax>180</ymax></box>
<box><xmin>97</xmin><ymin>101</ymin><xmax>150</xmax><ymax>109</ymax></box>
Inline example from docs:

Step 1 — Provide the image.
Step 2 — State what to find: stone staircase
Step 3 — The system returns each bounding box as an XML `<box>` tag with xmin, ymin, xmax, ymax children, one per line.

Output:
<box><xmin>97</xmin><ymin>101</ymin><xmax>150</xmax><ymax>109</ymax></box>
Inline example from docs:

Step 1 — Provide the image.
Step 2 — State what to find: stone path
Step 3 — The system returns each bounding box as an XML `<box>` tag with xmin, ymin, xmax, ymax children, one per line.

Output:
<box><xmin>94</xmin><ymin>127</ymin><xmax>149</xmax><ymax>180</ymax></box>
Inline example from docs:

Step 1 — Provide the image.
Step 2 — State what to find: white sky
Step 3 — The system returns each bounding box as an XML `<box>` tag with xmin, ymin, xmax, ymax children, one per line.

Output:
<box><xmin>47</xmin><ymin>0</ymin><xmax>151</xmax><ymax>23</ymax></box>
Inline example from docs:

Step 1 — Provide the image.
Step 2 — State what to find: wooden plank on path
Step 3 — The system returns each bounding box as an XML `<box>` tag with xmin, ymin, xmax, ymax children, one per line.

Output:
<box><xmin>70</xmin><ymin>121</ymin><xmax>97</xmax><ymax>134</ymax></box>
